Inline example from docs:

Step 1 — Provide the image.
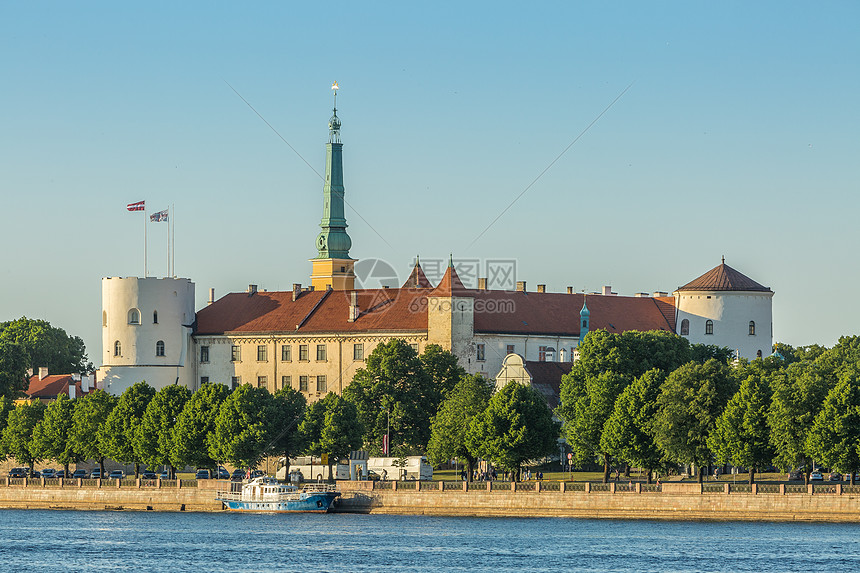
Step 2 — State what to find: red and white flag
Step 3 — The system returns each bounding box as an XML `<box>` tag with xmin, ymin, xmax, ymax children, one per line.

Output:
<box><xmin>127</xmin><ymin>200</ymin><xmax>145</xmax><ymax>212</ymax></box>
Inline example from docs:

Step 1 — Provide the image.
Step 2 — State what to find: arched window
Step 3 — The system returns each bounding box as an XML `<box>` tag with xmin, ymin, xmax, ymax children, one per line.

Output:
<box><xmin>680</xmin><ymin>319</ymin><xmax>690</xmax><ymax>336</ymax></box>
<box><xmin>153</xmin><ymin>310</ymin><xmax>158</xmax><ymax>324</ymax></box>
<box><xmin>102</xmin><ymin>311</ymin><xmax>107</xmax><ymax>327</ymax></box>
<box><xmin>156</xmin><ymin>340</ymin><xmax>165</xmax><ymax>357</ymax></box>
<box><xmin>705</xmin><ymin>320</ymin><xmax>714</xmax><ymax>335</ymax></box>
<box><xmin>128</xmin><ymin>308</ymin><xmax>141</xmax><ymax>325</ymax></box>
<box><xmin>114</xmin><ymin>340</ymin><xmax>122</xmax><ymax>356</ymax></box>
<box><xmin>749</xmin><ymin>321</ymin><xmax>756</xmax><ymax>336</ymax></box>
<box><xmin>756</xmin><ymin>349</ymin><xmax>763</xmax><ymax>359</ymax></box>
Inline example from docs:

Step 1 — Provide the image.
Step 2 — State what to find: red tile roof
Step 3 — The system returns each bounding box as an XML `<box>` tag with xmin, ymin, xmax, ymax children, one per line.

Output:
<box><xmin>524</xmin><ymin>361</ymin><xmax>572</xmax><ymax>409</ymax></box>
<box><xmin>677</xmin><ymin>262</ymin><xmax>771</xmax><ymax>292</ymax></box>
<box><xmin>429</xmin><ymin>264</ymin><xmax>470</xmax><ymax>297</ymax></box>
<box><xmin>26</xmin><ymin>375</ymin><xmax>92</xmax><ymax>400</ymax></box>
<box><xmin>402</xmin><ymin>262</ymin><xmax>433</xmax><ymax>289</ymax></box>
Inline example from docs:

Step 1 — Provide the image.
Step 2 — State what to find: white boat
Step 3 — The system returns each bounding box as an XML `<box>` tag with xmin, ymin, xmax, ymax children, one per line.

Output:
<box><xmin>216</xmin><ymin>476</ymin><xmax>340</xmax><ymax>513</ymax></box>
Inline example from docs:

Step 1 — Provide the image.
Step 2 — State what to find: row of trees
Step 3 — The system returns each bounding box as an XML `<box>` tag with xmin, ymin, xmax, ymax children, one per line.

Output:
<box><xmin>558</xmin><ymin>330</ymin><xmax>860</xmax><ymax>484</ymax></box>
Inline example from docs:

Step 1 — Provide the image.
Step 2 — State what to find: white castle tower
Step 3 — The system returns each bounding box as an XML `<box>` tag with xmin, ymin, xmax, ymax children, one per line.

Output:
<box><xmin>674</xmin><ymin>259</ymin><xmax>773</xmax><ymax>360</ymax></box>
<box><xmin>97</xmin><ymin>277</ymin><xmax>196</xmax><ymax>394</ymax></box>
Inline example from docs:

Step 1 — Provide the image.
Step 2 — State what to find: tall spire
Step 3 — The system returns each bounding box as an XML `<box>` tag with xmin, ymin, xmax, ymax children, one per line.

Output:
<box><xmin>315</xmin><ymin>81</ymin><xmax>351</xmax><ymax>260</ymax></box>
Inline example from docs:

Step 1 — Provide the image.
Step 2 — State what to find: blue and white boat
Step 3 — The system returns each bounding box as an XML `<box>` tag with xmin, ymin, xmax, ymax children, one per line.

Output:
<box><xmin>216</xmin><ymin>476</ymin><xmax>340</xmax><ymax>513</ymax></box>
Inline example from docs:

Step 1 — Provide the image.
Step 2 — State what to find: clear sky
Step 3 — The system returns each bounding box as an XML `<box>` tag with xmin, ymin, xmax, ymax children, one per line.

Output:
<box><xmin>2</xmin><ymin>2</ymin><xmax>858</xmax><ymax>365</ymax></box>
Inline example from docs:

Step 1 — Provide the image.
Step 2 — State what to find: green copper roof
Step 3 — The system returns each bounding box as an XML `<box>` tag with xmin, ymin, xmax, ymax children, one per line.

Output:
<box><xmin>315</xmin><ymin>93</ymin><xmax>351</xmax><ymax>259</ymax></box>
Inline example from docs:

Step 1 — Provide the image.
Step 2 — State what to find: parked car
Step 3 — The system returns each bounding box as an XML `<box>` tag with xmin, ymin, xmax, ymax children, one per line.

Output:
<box><xmin>231</xmin><ymin>469</ymin><xmax>245</xmax><ymax>481</ymax></box>
<box><xmin>41</xmin><ymin>468</ymin><xmax>56</xmax><ymax>478</ymax></box>
<box><xmin>90</xmin><ymin>469</ymin><xmax>102</xmax><ymax>479</ymax></box>
<box><xmin>250</xmin><ymin>470</ymin><xmax>265</xmax><ymax>479</ymax></box>
<box><xmin>55</xmin><ymin>470</ymin><xmax>66</xmax><ymax>478</ymax></box>
<box><xmin>8</xmin><ymin>468</ymin><xmax>28</xmax><ymax>478</ymax></box>
<box><xmin>29</xmin><ymin>471</ymin><xmax>41</xmax><ymax>479</ymax></box>
<box><xmin>217</xmin><ymin>467</ymin><xmax>230</xmax><ymax>480</ymax></box>
<box><xmin>788</xmin><ymin>469</ymin><xmax>803</xmax><ymax>481</ymax></box>
<box><xmin>72</xmin><ymin>469</ymin><xmax>88</xmax><ymax>479</ymax></box>
<box><xmin>364</xmin><ymin>470</ymin><xmax>382</xmax><ymax>481</ymax></box>
<box><xmin>829</xmin><ymin>472</ymin><xmax>843</xmax><ymax>481</ymax></box>
<box><xmin>108</xmin><ymin>470</ymin><xmax>125</xmax><ymax>480</ymax></box>
<box><xmin>195</xmin><ymin>469</ymin><xmax>211</xmax><ymax>480</ymax></box>
<box><xmin>810</xmin><ymin>471</ymin><xmax>824</xmax><ymax>481</ymax></box>
<box><xmin>141</xmin><ymin>471</ymin><xmax>157</xmax><ymax>480</ymax></box>
<box><xmin>159</xmin><ymin>470</ymin><xmax>170</xmax><ymax>480</ymax></box>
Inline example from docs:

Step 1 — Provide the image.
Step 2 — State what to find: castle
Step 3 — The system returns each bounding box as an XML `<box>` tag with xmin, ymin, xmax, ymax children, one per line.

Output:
<box><xmin>96</xmin><ymin>93</ymin><xmax>774</xmax><ymax>397</ymax></box>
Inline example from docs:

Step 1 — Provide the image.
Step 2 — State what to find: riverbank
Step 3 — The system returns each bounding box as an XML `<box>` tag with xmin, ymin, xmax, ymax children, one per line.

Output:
<box><xmin>3</xmin><ymin>477</ymin><xmax>860</xmax><ymax>521</ymax></box>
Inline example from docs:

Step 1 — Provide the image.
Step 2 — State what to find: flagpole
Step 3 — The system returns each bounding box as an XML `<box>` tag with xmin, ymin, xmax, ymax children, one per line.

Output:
<box><xmin>167</xmin><ymin>205</ymin><xmax>170</xmax><ymax>278</ymax></box>
<box><xmin>144</xmin><ymin>205</ymin><xmax>148</xmax><ymax>278</ymax></box>
<box><xmin>171</xmin><ymin>203</ymin><xmax>175</xmax><ymax>277</ymax></box>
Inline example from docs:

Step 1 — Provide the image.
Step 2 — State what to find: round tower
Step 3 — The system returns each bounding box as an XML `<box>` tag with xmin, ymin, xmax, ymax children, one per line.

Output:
<box><xmin>674</xmin><ymin>259</ymin><xmax>773</xmax><ymax>360</ymax></box>
<box><xmin>97</xmin><ymin>276</ymin><xmax>196</xmax><ymax>394</ymax></box>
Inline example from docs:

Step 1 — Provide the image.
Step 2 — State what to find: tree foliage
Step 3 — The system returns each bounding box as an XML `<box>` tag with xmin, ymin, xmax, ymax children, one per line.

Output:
<box><xmin>426</xmin><ymin>374</ymin><xmax>494</xmax><ymax>480</ymax></box>
<box><xmin>99</xmin><ymin>381</ymin><xmax>156</xmax><ymax>473</ymax></box>
<box><xmin>268</xmin><ymin>386</ymin><xmax>308</xmax><ymax>473</ymax></box>
<box><xmin>135</xmin><ymin>384</ymin><xmax>191</xmax><ymax>474</ymax></box>
<box><xmin>0</xmin><ymin>400</ymin><xmax>45</xmax><ymax>470</ymax></box>
<box><xmin>32</xmin><ymin>393</ymin><xmax>81</xmax><ymax>473</ymax></box>
<box><xmin>0</xmin><ymin>341</ymin><xmax>30</xmax><ymax>397</ymax></box>
<box><xmin>171</xmin><ymin>382</ymin><xmax>231</xmax><ymax>471</ymax></box>
<box><xmin>466</xmin><ymin>381</ymin><xmax>558</xmax><ymax>479</ymax></box>
<box><xmin>419</xmin><ymin>344</ymin><xmax>467</xmax><ymax>403</ymax></box>
<box><xmin>299</xmin><ymin>392</ymin><xmax>363</xmax><ymax>481</ymax></box>
<box><xmin>344</xmin><ymin>339</ymin><xmax>435</xmax><ymax>453</ymax></box>
<box><xmin>210</xmin><ymin>384</ymin><xmax>274</xmax><ymax>469</ymax></box>
<box><xmin>70</xmin><ymin>390</ymin><xmax>117</xmax><ymax>473</ymax></box>
<box><xmin>0</xmin><ymin>317</ymin><xmax>90</xmax><ymax>376</ymax></box>
<box><xmin>806</xmin><ymin>375</ymin><xmax>860</xmax><ymax>482</ymax></box>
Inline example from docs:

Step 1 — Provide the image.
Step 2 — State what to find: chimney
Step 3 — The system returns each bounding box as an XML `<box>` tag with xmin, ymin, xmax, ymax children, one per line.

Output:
<box><xmin>634</xmin><ymin>292</ymin><xmax>649</xmax><ymax>298</ymax></box>
<box><xmin>348</xmin><ymin>291</ymin><xmax>359</xmax><ymax>322</ymax></box>
<box><xmin>652</xmin><ymin>291</ymin><xmax>668</xmax><ymax>298</ymax></box>
<box><xmin>537</xmin><ymin>284</ymin><xmax>546</xmax><ymax>293</ymax></box>
<box><xmin>602</xmin><ymin>286</ymin><xmax>616</xmax><ymax>296</ymax></box>
<box><xmin>567</xmin><ymin>287</ymin><xmax>574</xmax><ymax>294</ymax></box>
<box><xmin>26</xmin><ymin>368</ymin><xmax>33</xmax><ymax>378</ymax></box>
<box><xmin>72</xmin><ymin>373</ymin><xmax>81</xmax><ymax>382</ymax></box>
<box><xmin>516</xmin><ymin>281</ymin><xmax>526</xmax><ymax>292</ymax></box>
<box><xmin>208</xmin><ymin>288</ymin><xmax>215</xmax><ymax>305</ymax></box>
<box><xmin>81</xmin><ymin>374</ymin><xmax>91</xmax><ymax>393</ymax></box>
<box><xmin>292</xmin><ymin>283</ymin><xmax>302</xmax><ymax>301</ymax></box>
<box><xmin>68</xmin><ymin>384</ymin><xmax>75</xmax><ymax>400</ymax></box>
<box><xmin>39</xmin><ymin>367</ymin><xmax>48</xmax><ymax>380</ymax></box>
<box><xmin>477</xmin><ymin>278</ymin><xmax>488</xmax><ymax>290</ymax></box>
<box><xmin>247</xmin><ymin>284</ymin><xmax>257</xmax><ymax>296</ymax></box>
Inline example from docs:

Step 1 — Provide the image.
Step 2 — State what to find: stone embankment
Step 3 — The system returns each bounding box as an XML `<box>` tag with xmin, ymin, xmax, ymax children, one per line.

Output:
<box><xmin>3</xmin><ymin>477</ymin><xmax>860</xmax><ymax>521</ymax></box>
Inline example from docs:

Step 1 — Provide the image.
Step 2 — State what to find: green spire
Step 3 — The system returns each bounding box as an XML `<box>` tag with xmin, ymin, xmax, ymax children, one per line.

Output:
<box><xmin>315</xmin><ymin>83</ymin><xmax>352</xmax><ymax>259</ymax></box>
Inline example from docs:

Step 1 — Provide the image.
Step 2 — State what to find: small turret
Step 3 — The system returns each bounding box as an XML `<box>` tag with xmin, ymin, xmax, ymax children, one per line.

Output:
<box><xmin>580</xmin><ymin>297</ymin><xmax>590</xmax><ymax>339</ymax></box>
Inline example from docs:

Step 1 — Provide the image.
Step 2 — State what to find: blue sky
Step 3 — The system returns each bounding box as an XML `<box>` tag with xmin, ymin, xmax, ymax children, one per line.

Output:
<box><xmin>2</xmin><ymin>2</ymin><xmax>858</xmax><ymax>363</ymax></box>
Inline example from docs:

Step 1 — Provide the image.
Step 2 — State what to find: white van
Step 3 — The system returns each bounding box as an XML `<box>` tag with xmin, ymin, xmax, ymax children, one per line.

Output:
<box><xmin>367</xmin><ymin>456</ymin><xmax>433</xmax><ymax>481</ymax></box>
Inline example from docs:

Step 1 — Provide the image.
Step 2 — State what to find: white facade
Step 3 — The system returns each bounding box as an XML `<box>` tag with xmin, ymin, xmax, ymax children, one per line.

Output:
<box><xmin>97</xmin><ymin>277</ymin><xmax>196</xmax><ymax>394</ymax></box>
<box><xmin>469</xmin><ymin>333</ymin><xmax>579</xmax><ymax>378</ymax></box>
<box><xmin>675</xmin><ymin>290</ymin><xmax>773</xmax><ymax>360</ymax></box>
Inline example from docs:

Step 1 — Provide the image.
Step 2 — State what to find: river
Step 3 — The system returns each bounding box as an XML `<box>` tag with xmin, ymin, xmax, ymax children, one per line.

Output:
<box><xmin>2</xmin><ymin>510</ymin><xmax>859</xmax><ymax>571</ymax></box>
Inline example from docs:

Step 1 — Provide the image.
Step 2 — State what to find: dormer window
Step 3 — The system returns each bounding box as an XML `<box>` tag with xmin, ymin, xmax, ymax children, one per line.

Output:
<box><xmin>128</xmin><ymin>308</ymin><xmax>141</xmax><ymax>325</ymax></box>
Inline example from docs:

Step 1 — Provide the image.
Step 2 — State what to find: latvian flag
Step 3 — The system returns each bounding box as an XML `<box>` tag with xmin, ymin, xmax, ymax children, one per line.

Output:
<box><xmin>150</xmin><ymin>209</ymin><xmax>168</xmax><ymax>223</ymax></box>
<box><xmin>127</xmin><ymin>200</ymin><xmax>145</xmax><ymax>212</ymax></box>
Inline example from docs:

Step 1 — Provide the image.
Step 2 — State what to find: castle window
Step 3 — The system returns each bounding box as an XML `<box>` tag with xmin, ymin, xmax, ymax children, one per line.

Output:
<box><xmin>299</xmin><ymin>376</ymin><xmax>309</xmax><ymax>392</ymax></box>
<box><xmin>200</xmin><ymin>346</ymin><xmax>209</xmax><ymax>363</ymax></box>
<box><xmin>128</xmin><ymin>309</ymin><xmax>140</xmax><ymax>325</ymax></box>
<box><xmin>201</xmin><ymin>376</ymin><xmax>209</xmax><ymax>385</ymax></box>
<box><xmin>299</xmin><ymin>345</ymin><xmax>309</xmax><ymax>361</ymax></box>
<box><xmin>114</xmin><ymin>340</ymin><xmax>121</xmax><ymax>357</ymax></box>
<box><xmin>353</xmin><ymin>343</ymin><xmax>364</xmax><ymax>361</ymax></box>
<box><xmin>257</xmin><ymin>376</ymin><xmax>268</xmax><ymax>390</ymax></box>
<box><xmin>506</xmin><ymin>344</ymin><xmax>515</xmax><ymax>355</ymax></box>
<box><xmin>538</xmin><ymin>346</ymin><xmax>547</xmax><ymax>362</ymax></box>
<box><xmin>282</xmin><ymin>375</ymin><xmax>291</xmax><ymax>390</ymax></box>
<box><xmin>257</xmin><ymin>345</ymin><xmax>267</xmax><ymax>362</ymax></box>
<box><xmin>749</xmin><ymin>321</ymin><xmax>756</xmax><ymax>336</ymax></box>
<box><xmin>705</xmin><ymin>320</ymin><xmax>714</xmax><ymax>335</ymax></box>
<box><xmin>410</xmin><ymin>343</ymin><xmax>419</xmax><ymax>353</ymax></box>
<box><xmin>680</xmin><ymin>319</ymin><xmax>690</xmax><ymax>336</ymax></box>
<box><xmin>476</xmin><ymin>344</ymin><xmax>485</xmax><ymax>361</ymax></box>
<box><xmin>281</xmin><ymin>345</ymin><xmax>291</xmax><ymax>362</ymax></box>
<box><xmin>156</xmin><ymin>340</ymin><xmax>165</xmax><ymax>357</ymax></box>
<box><xmin>231</xmin><ymin>376</ymin><xmax>241</xmax><ymax>390</ymax></box>
<box><xmin>316</xmin><ymin>344</ymin><xmax>327</xmax><ymax>361</ymax></box>
<box><xmin>317</xmin><ymin>375</ymin><xmax>327</xmax><ymax>393</ymax></box>
<box><xmin>757</xmin><ymin>350</ymin><xmax>763</xmax><ymax>359</ymax></box>
<box><xmin>582</xmin><ymin>320</ymin><xmax>587</xmax><ymax>328</ymax></box>
<box><xmin>153</xmin><ymin>310</ymin><xmax>158</xmax><ymax>324</ymax></box>
<box><xmin>231</xmin><ymin>345</ymin><xmax>241</xmax><ymax>362</ymax></box>
<box><xmin>102</xmin><ymin>311</ymin><xmax>107</xmax><ymax>327</ymax></box>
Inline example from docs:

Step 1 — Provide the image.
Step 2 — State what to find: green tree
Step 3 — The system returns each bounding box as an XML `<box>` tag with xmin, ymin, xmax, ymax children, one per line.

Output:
<box><xmin>690</xmin><ymin>343</ymin><xmax>735</xmax><ymax>364</ymax></box>
<box><xmin>0</xmin><ymin>395</ymin><xmax>14</xmax><ymax>436</ymax></box>
<box><xmin>426</xmin><ymin>374</ymin><xmax>494</xmax><ymax>482</ymax></box>
<box><xmin>708</xmin><ymin>374</ymin><xmax>774</xmax><ymax>484</ymax></box>
<box><xmin>0</xmin><ymin>341</ymin><xmax>30</xmax><ymax>397</ymax></box>
<box><xmin>268</xmin><ymin>386</ymin><xmax>307</xmax><ymax>477</ymax></box>
<box><xmin>652</xmin><ymin>359</ymin><xmax>737</xmax><ymax>482</ymax></box>
<box><xmin>600</xmin><ymin>369</ymin><xmax>666</xmax><ymax>483</ymax></box>
<box><xmin>806</xmin><ymin>375</ymin><xmax>860</xmax><ymax>484</ymax></box>
<box><xmin>768</xmin><ymin>361</ymin><xmax>835</xmax><ymax>482</ymax></box>
<box><xmin>466</xmin><ymin>381</ymin><xmax>558</xmax><ymax>480</ymax></box>
<box><xmin>299</xmin><ymin>392</ymin><xmax>363</xmax><ymax>482</ymax></box>
<box><xmin>70</xmin><ymin>390</ymin><xmax>117</xmax><ymax>475</ymax></box>
<box><xmin>171</xmin><ymin>382</ymin><xmax>231</xmax><ymax>473</ymax></box>
<box><xmin>0</xmin><ymin>400</ymin><xmax>46</xmax><ymax>473</ymax></box>
<box><xmin>344</xmin><ymin>339</ymin><xmax>434</xmax><ymax>453</ymax></box>
<box><xmin>135</xmin><ymin>384</ymin><xmax>191</xmax><ymax>477</ymax></box>
<box><xmin>31</xmin><ymin>393</ymin><xmax>81</xmax><ymax>476</ymax></box>
<box><xmin>99</xmin><ymin>381</ymin><xmax>155</xmax><ymax>477</ymax></box>
<box><xmin>420</xmin><ymin>344</ymin><xmax>467</xmax><ymax>402</ymax></box>
<box><xmin>210</xmin><ymin>384</ymin><xmax>273</xmax><ymax>470</ymax></box>
<box><xmin>0</xmin><ymin>317</ymin><xmax>90</xmax><ymax>375</ymax></box>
